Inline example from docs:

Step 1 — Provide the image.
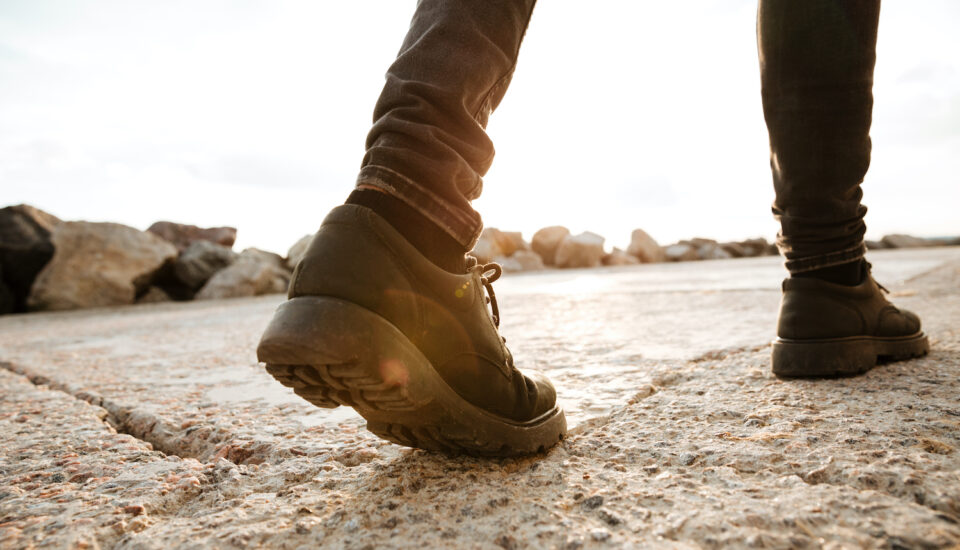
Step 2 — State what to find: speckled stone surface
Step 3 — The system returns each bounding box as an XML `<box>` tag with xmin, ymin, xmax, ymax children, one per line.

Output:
<box><xmin>2</xmin><ymin>247</ymin><xmax>959</xmax><ymax>549</ymax></box>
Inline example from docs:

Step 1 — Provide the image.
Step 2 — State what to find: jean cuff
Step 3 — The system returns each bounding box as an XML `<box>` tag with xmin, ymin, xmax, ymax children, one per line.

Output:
<box><xmin>784</xmin><ymin>242</ymin><xmax>867</xmax><ymax>274</ymax></box>
<box><xmin>356</xmin><ymin>166</ymin><xmax>483</xmax><ymax>249</ymax></box>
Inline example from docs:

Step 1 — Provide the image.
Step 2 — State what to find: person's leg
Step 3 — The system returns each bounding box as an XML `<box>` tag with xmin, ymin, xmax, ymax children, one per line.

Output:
<box><xmin>258</xmin><ymin>0</ymin><xmax>566</xmax><ymax>455</ymax></box>
<box><xmin>347</xmin><ymin>0</ymin><xmax>537</xmax><ymax>272</ymax></box>
<box><xmin>759</xmin><ymin>0</ymin><xmax>877</xmax><ymax>279</ymax></box>
<box><xmin>758</xmin><ymin>0</ymin><xmax>928</xmax><ymax>376</ymax></box>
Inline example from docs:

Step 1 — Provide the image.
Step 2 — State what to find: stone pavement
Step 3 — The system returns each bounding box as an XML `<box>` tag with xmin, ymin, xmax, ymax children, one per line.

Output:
<box><xmin>1</xmin><ymin>247</ymin><xmax>959</xmax><ymax>549</ymax></box>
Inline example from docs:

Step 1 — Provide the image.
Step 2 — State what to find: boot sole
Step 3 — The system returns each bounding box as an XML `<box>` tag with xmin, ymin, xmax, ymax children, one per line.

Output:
<box><xmin>257</xmin><ymin>296</ymin><xmax>566</xmax><ymax>456</ymax></box>
<box><xmin>772</xmin><ymin>332</ymin><xmax>929</xmax><ymax>378</ymax></box>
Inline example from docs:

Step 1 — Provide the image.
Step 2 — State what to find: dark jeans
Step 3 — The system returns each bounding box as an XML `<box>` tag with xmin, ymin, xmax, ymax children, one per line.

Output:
<box><xmin>356</xmin><ymin>0</ymin><xmax>879</xmax><ymax>274</ymax></box>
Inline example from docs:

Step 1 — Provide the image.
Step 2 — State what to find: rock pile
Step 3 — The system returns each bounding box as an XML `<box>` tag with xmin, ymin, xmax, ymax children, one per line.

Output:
<box><xmin>472</xmin><ymin>227</ymin><xmax>780</xmax><ymax>272</ymax></box>
<box><xmin>0</xmin><ymin>205</ymin><xmax>302</xmax><ymax>315</ymax></box>
<box><xmin>660</xmin><ymin>237</ymin><xmax>779</xmax><ymax>262</ymax></box>
<box><xmin>479</xmin><ymin>227</ymin><xmax>957</xmax><ymax>272</ymax></box>
<box><xmin>1</xmin><ymin>202</ymin><xmax>955</xmax><ymax>315</ymax></box>
<box><xmin>471</xmin><ymin>228</ymin><xmax>545</xmax><ymax>273</ymax></box>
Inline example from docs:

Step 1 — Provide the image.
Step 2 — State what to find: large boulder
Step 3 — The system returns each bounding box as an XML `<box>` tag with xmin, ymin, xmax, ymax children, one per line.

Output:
<box><xmin>147</xmin><ymin>221</ymin><xmax>237</xmax><ymax>252</ymax></box>
<box><xmin>285</xmin><ymin>234</ymin><xmax>313</xmax><ymax>270</ymax></box>
<box><xmin>881</xmin><ymin>234</ymin><xmax>930</xmax><ymax>249</ymax></box>
<box><xmin>555</xmin><ymin>231</ymin><xmax>605</xmax><ymax>269</ymax></box>
<box><xmin>496</xmin><ymin>250</ymin><xmax>545</xmax><ymax>273</ymax></box>
<box><xmin>494</xmin><ymin>231</ymin><xmax>528</xmax><ymax>257</ymax></box>
<box><xmin>602</xmin><ymin>248</ymin><xmax>640</xmax><ymax>266</ymax></box>
<box><xmin>195</xmin><ymin>248</ymin><xmax>290</xmax><ymax>300</ymax></box>
<box><xmin>626</xmin><ymin>229</ymin><xmax>664</xmax><ymax>263</ymax></box>
<box><xmin>471</xmin><ymin>228</ymin><xmax>530</xmax><ymax>264</ymax></box>
<box><xmin>470</xmin><ymin>228</ymin><xmax>505</xmax><ymax>264</ymax></box>
<box><xmin>0</xmin><ymin>204</ymin><xmax>62</xmax><ymax>312</ymax></box>
<box><xmin>28</xmin><ymin>222</ymin><xmax>177</xmax><ymax>311</ymax></box>
<box><xmin>173</xmin><ymin>240</ymin><xmax>239</xmax><ymax>290</ymax></box>
<box><xmin>531</xmin><ymin>226</ymin><xmax>570</xmax><ymax>266</ymax></box>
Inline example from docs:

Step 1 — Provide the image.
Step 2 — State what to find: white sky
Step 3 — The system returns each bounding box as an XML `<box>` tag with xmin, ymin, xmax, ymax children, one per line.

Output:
<box><xmin>2</xmin><ymin>1</ymin><xmax>958</xmax><ymax>254</ymax></box>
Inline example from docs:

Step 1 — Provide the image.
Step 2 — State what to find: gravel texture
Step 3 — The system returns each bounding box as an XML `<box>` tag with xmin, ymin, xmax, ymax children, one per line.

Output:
<box><xmin>1</xmin><ymin>247</ymin><xmax>959</xmax><ymax>549</ymax></box>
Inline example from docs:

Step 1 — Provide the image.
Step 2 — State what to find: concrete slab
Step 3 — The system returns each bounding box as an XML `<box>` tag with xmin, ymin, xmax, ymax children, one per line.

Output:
<box><xmin>1</xmin><ymin>247</ymin><xmax>959</xmax><ymax>548</ymax></box>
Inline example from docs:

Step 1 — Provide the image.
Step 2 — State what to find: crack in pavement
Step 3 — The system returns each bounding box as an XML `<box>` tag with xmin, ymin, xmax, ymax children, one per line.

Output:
<box><xmin>1</xmin><ymin>360</ymin><xmax>229</xmax><ymax>463</ymax></box>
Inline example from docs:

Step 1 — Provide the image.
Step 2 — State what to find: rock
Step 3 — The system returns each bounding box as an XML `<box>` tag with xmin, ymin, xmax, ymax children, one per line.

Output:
<box><xmin>693</xmin><ymin>240</ymin><xmax>733</xmax><ymax>261</ymax></box>
<box><xmin>881</xmin><ymin>234</ymin><xmax>931</xmax><ymax>249</ymax></box>
<box><xmin>496</xmin><ymin>257</ymin><xmax>523</xmax><ymax>273</ymax></box>
<box><xmin>238</xmin><ymin>248</ymin><xmax>286</xmax><ymax>267</ymax></box>
<box><xmin>473</xmin><ymin>228</ymin><xmax>529</xmax><ymax>261</ymax></box>
<box><xmin>27</xmin><ymin>222</ymin><xmax>177</xmax><ymax>311</ymax></box>
<box><xmin>195</xmin><ymin>248</ymin><xmax>290</xmax><ymax>300</ymax></box>
<box><xmin>173</xmin><ymin>241</ymin><xmax>239</xmax><ymax>291</ymax></box>
<box><xmin>496</xmin><ymin>250</ymin><xmax>545</xmax><ymax>273</ymax></box>
<box><xmin>0</xmin><ymin>204</ymin><xmax>61</xmax><ymax>312</ymax></box>
<box><xmin>626</xmin><ymin>229</ymin><xmax>664</xmax><ymax>263</ymax></box>
<box><xmin>581</xmin><ymin>495</ymin><xmax>604</xmax><ymax>510</ymax></box>
<box><xmin>664</xmin><ymin>243</ymin><xmax>699</xmax><ymax>262</ymax></box>
<box><xmin>590</xmin><ymin>530</ymin><xmax>612</xmax><ymax>543</ymax></box>
<box><xmin>865</xmin><ymin>240</ymin><xmax>887</xmax><ymax>250</ymax></box>
<box><xmin>495</xmin><ymin>231</ymin><xmax>529</xmax><ymax>257</ymax></box>
<box><xmin>555</xmin><ymin>232</ymin><xmax>605</xmax><ymax>269</ymax></box>
<box><xmin>470</xmin><ymin>228</ymin><xmax>505</xmax><ymax>264</ymax></box>
<box><xmin>136</xmin><ymin>286</ymin><xmax>172</xmax><ymax>304</ymax></box>
<box><xmin>720</xmin><ymin>242</ymin><xmax>746</xmax><ymax>258</ymax></box>
<box><xmin>147</xmin><ymin>221</ymin><xmax>237</xmax><ymax>252</ymax></box>
<box><xmin>285</xmin><ymin>235</ymin><xmax>313</xmax><ymax>271</ymax></box>
<box><xmin>531</xmin><ymin>226</ymin><xmax>571</xmax><ymax>266</ymax></box>
<box><xmin>602</xmin><ymin>248</ymin><xmax>640</xmax><ymax>266</ymax></box>
<box><xmin>739</xmin><ymin>238</ymin><xmax>774</xmax><ymax>257</ymax></box>
<box><xmin>704</xmin><ymin>247</ymin><xmax>733</xmax><ymax>260</ymax></box>
<box><xmin>687</xmin><ymin>238</ymin><xmax>717</xmax><ymax>257</ymax></box>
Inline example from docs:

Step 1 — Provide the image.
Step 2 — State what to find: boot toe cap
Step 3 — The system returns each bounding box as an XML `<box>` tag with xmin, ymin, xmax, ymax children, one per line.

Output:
<box><xmin>880</xmin><ymin>306</ymin><xmax>923</xmax><ymax>336</ymax></box>
<box><xmin>527</xmin><ymin>371</ymin><xmax>558</xmax><ymax>417</ymax></box>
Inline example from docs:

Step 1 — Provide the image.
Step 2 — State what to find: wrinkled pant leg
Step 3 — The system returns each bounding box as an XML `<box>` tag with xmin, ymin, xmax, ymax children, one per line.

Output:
<box><xmin>356</xmin><ymin>0</ymin><xmax>537</xmax><ymax>250</ymax></box>
<box><xmin>758</xmin><ymin>0</ymin><xmax>880</xmax><ymax>274</ymax></box>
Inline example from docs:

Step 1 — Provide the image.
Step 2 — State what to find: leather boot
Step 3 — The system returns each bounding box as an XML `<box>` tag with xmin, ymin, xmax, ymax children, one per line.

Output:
<box><xmin>773</xmin><ymin>263</ymin><xmax>929</xmax><ymax>377</ymax></box>
<box><xmin>257</xmin><ymin>205</ymin><xmax>565</xmax><ymax>455</ymax></box>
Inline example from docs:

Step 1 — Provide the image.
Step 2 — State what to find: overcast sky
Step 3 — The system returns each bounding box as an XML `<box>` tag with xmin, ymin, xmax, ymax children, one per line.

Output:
<box><xmin>2</xmin><ymin>1</ymin><xmax>958</xmax><ymax>253</ymax></box>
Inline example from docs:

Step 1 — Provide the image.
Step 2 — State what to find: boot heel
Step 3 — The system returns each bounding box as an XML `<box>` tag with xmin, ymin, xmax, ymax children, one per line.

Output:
<box><xmin>771</xmin><ymin>337</ymin><xmax>876</xmax><ymax>377</ymax></box>
<box><xmin>257</xmin><ymin>296</ymin><xmax>433</xmax><ymax>411</ymax></box>
<box><xmin>257</xmin><ymin>295</ymin><xmax>567</xmax><ymax>456</ymax></box>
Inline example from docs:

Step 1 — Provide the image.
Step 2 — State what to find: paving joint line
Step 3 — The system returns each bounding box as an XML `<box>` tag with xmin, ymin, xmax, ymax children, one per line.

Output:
<box><xmin>0</xmin><ymin>359</ymin><xmax>207</xmax><ymax>461</ymax></box>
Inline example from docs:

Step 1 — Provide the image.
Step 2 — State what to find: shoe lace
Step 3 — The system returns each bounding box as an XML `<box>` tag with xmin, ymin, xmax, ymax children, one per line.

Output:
<box><xmin>466</xmin><ymin>256</ymin><xmax>504</xmax><ymax>329</ymax></box>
